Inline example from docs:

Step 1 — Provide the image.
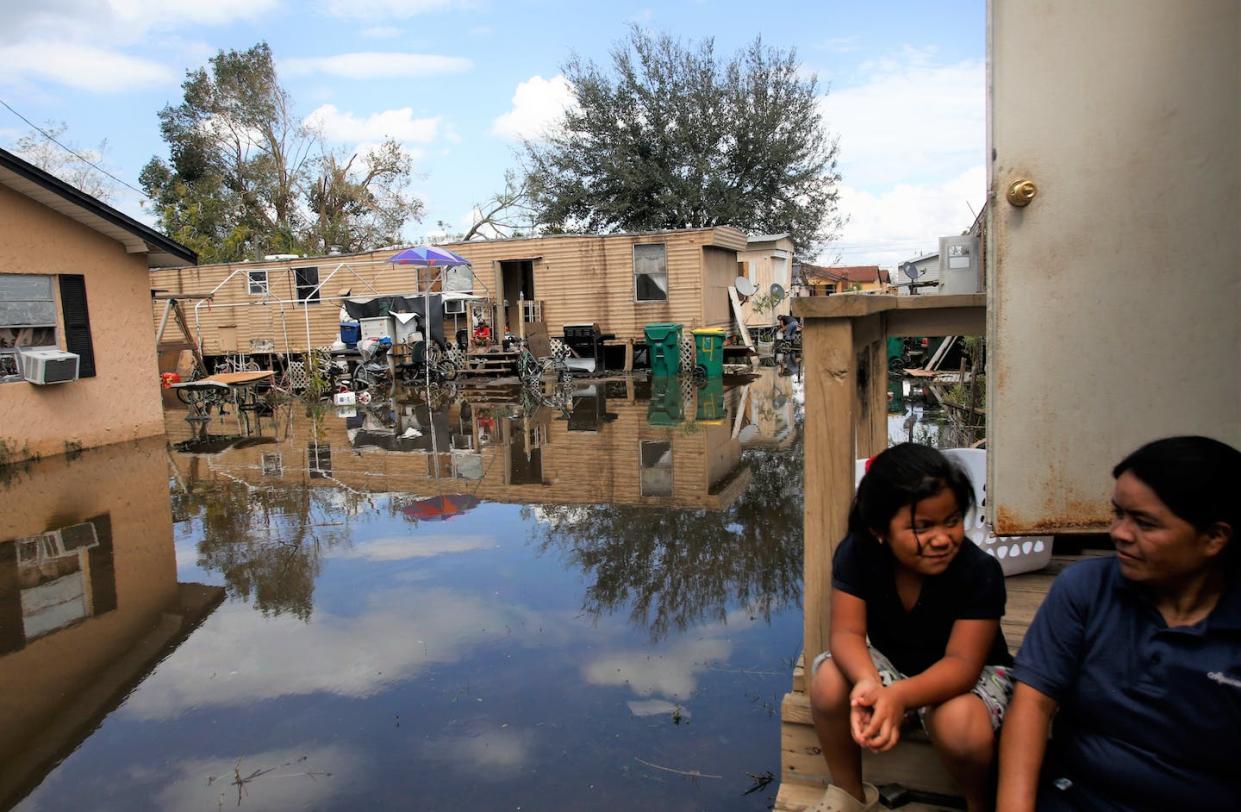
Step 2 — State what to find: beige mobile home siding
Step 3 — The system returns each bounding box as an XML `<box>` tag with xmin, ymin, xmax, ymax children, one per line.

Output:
<box><xmin>150</xmin><ymin>228</ymin><xmax>746</xmax><ymax>356</ymax></box>
<box><xmin>738</xmin><ymin>236</ymin><xmax>795</xmax><ymax>327</ymax></box>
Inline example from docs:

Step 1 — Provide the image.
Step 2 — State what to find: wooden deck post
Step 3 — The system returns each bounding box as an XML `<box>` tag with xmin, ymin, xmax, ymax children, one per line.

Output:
<box><xmin>801</xmin><ymin>316</ymin><xmax>856</xmax><ymax>666</ymax></box>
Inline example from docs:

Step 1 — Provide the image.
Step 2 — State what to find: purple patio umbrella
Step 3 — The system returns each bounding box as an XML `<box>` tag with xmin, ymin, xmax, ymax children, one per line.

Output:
<box><xmin>387</xmin><ymin>245</ymin><xmax>471</xmax><ymax>267</ymax></box>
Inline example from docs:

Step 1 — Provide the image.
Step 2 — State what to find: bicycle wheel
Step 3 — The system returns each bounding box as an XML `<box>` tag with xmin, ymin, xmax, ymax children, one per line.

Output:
<box><xmin>436</xmin><ymin>361</ymin><xmax>458</xmax><ymax>382</ymax></box>
<box><xmin>352</xmin><ymin>363</ymin><xmax>372</xmax><ymax>391</ymax></box>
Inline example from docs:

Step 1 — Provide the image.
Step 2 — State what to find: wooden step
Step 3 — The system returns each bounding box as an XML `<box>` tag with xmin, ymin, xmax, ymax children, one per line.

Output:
<box><xmin>774</xmin><ymin>779</ymin><xmax>957</xmax><ymax>812</ymax></box>
<box><xmin>780</xmin><ymin>691</ymin><xmax>960</xmax><ymax>798</ymax></box>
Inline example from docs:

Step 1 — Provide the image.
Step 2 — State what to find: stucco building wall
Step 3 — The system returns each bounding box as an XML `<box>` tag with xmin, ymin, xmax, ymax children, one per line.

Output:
<box><xmin>0</xmin><ymin>185</ymin><xmax>164</xmax><ymax>460</ymax></box>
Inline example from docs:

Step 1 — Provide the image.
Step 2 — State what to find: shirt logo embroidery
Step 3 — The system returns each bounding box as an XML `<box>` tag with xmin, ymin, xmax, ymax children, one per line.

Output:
<box><xmin>1207</xmin><ymin>671</ymin><xmax>1241</xmax><ymax>689</ymax></box>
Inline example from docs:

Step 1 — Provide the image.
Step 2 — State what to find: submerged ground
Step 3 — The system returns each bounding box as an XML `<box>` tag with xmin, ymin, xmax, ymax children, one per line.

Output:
<box><xmin>3</xmin><ymin>367</ymin><xmax>830</xmax><ymax>811</ymax></box>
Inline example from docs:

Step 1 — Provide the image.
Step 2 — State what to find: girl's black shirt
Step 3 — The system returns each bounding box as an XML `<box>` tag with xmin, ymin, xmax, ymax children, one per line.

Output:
<box><xmin>831</xmin><ymin>534</ymin><xmax>1012</xmax><ymax>676</ymax></box>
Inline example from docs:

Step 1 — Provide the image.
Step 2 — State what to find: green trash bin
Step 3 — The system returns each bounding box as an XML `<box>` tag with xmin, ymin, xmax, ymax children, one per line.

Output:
<box><xmin>644</xmin><ymin>323</ymin><xmax>683</xmax><ymax>377</ymax></box>
<box><xmin>647</xmin><ymin>375</ymin><xmax>684</xmax><ymax>426</ymax></box>
<box><xmin>692</xmin><ymin>328</ymin><xmax>726</xmax><ymax>378</ymax></box>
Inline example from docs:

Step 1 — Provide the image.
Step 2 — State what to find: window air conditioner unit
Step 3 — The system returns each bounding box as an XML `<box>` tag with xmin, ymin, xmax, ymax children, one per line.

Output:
<box><xmin>19</xmin><ymin>349</ymin><xmax>80</xmax><ymax>384</ymax></box>
<box><xmin>444</xmin><ymin>298</ymin><xmax>467</xmax><ymax>315</ymax></box>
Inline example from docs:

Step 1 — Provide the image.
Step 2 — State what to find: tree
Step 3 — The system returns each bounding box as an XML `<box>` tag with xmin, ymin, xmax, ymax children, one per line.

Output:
<box><xmin>304</xmin><ymin>140</ymin><xmax>423</xmax><ymax>255</ymax></box>
<box><xmin>460</xmin><ymin>170</ymin><xmax>537</xmax><ymax>240</ymax></box>
<box><xmin>141</xmin><ymin>42</ymin><xmax>422</xmax><ymax>263</ymax></box>
<box><xmin>11</xmin><ymin>122</ymin><xmax>118</xmax><ymax>202</ymax></box>
<box><xmin>523</xmin><ymin>27</ymin><xmax>843</xmax><ymax>253</ymax></box>
<box><xmin>535</xmin><ymin>440</ymin><xmax>805</xmax><ymax>640</ymax></box>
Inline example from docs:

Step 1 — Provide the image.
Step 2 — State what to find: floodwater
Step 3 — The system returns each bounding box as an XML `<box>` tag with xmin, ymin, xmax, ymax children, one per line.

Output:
<box><xmin>1</xmin><ymin>366</ymin><xmax>804</xmax><ymax>811</ymax></box>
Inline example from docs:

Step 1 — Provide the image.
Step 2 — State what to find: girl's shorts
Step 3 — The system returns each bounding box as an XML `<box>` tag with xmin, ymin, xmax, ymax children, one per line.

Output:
<box><xmin>812</xmin><ymin>645</ymin><xmax>1013</xmax><ymax>731</ymax></box>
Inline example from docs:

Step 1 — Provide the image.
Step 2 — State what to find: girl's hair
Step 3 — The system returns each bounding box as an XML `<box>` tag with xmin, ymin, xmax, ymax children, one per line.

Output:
<box><xmin>848</xmin><ymin>443</ymin><xmax>975</xmax><ymax>541</ymax></box>
<box><xmin>1112</xmin><ymin>435</ymin><xmax>1240</xmax><ymax>572</ymax></box>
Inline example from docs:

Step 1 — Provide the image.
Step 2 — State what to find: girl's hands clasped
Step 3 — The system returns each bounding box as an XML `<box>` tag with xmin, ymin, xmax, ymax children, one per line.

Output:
<box><xmin>849</xmin><ymin>677</ymin><xmax>906</xmax><ymax>753</ymax></box>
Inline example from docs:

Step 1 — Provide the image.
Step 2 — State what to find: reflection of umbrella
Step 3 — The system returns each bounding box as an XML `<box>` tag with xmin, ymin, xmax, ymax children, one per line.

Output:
<box><xmin>388</xmin><ymin>246</ymin><xmax>471</xmax><ymax>267</ymax></box>
<box><xmin>401</xmin><ymin>494</ymin><xmax>481</xmax><ymax>522</ymax></box>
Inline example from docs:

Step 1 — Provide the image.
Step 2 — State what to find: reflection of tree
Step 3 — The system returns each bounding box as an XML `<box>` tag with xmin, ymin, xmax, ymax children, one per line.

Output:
<box><xmin>172</xmin><ymin>480</ymin><xmax>362</xmax><ymax>621</ymax></box>
<box><xmin>536</xmin><ymin>440</ymin><xmax>804</xmax><ymax>640</ymax></box>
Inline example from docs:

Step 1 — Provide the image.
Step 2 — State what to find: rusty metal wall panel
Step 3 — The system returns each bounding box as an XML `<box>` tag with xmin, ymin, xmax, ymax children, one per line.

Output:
<box><xmin>987</xmin><ymin>0</ymin><xmax>1240</xmax><ymax>534</ymax></box>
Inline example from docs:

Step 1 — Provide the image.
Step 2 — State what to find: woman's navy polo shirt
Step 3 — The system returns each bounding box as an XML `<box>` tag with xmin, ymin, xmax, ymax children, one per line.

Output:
<box><xmin>1013</xmin><ymin>557</ymin><xmax>1241</xmax><ymax>811</ymax></box>
<box><xmin>831</xmin><ymin>534</ymin><xmax>1012</xmax><ymax>676</ymax></box>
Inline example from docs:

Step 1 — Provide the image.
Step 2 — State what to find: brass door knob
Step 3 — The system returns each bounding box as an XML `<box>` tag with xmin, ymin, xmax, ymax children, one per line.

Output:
<box><xmin>1006</xmin><ymin>178</ymin><xmax>1038</xmax><ymax>207</ymax></box>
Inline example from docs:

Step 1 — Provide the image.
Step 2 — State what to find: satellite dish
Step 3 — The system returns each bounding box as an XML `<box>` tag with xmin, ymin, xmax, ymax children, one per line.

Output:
<box><xmin>769</xmin><ymin>283</ymin><xmax>786</xmax><ymax>301</ymax></box>
<box><xmin>901</xmin><ymin>262</ymin><xmax>921</xmax><ymax>282</ymax></box>
<box><xmin>734</xmin><ymin>277</ymin><xmax>757</xmax><ymax>297</ymax></box>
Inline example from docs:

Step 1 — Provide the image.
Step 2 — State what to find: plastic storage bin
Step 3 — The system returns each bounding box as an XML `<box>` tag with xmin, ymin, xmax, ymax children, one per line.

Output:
<box><xmin>359</xmin><ymin>316</ymin><xmax>394</xmax><ymax>342</ymax></box>
<box><xmin>691</xmin><ymin>328</ymin><xmax>726</xmax><ymax>378</ymax></box>
<box><xmin>643</xmin><ymin>323</ymin><xmax>682</xmax><ymax>377</ymax></box>
<box><xmin>853</xmin><ymin>448</ymin><xmax>1054</xmax><ymax>576</ymax></box>
<box><xmin>340</xmin><ymin>322</ymin><xmax>361</xmax><ymax>347</ymax></box>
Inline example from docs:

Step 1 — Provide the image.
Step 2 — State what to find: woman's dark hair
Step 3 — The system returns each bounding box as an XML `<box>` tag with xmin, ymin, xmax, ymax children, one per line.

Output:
<box><xmin>848</xmin><ymin>443</ymin><xmax>975</xmax><ymax>541</ymax></box>
<box><xmin>1113</xmin><ymin>435</ymin><xmax>1240</xmax><ymax>571</ymax></box>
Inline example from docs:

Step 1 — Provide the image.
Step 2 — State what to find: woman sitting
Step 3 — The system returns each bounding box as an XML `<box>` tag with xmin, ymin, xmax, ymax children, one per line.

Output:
<box><xmin>998</xmin><ymin>435</ymin><xmax>1241</xmax><ymax>811</ymax></box>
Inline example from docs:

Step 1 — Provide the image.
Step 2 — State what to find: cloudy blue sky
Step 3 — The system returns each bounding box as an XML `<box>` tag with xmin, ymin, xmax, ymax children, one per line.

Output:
<box><xmin>0</xmin><ymin>0</ymin><xmax>985</xmax><ymax>267</ymax></box>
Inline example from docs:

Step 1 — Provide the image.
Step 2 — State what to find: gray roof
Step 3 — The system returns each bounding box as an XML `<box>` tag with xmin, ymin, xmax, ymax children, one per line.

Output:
<box><xmin>747</xmin><ymin>232</ymin><xmax>791</xmax><ymax>244</ymax></box>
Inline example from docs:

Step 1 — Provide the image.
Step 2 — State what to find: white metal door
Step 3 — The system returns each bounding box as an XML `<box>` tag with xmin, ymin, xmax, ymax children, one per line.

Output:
<box><xmin>987</xmin><ymin>0</ymin><xmax>1240</xmax><ymax>534</ymax></box>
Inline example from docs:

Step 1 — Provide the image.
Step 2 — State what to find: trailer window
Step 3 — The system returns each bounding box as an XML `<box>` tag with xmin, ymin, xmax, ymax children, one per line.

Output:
<box><xmin>248</xmin><ymin>270</ymin><xmax>269</xmax><ymax>295</ymax></box>
<box><xmin>295</xmin><ymin>267</ymin><xmax>320</xmax><ymax>303</ymax></box>
<box><xmin>633</xmin><ymin>244</ymin><xmax>668</xmax><ymax>302</ymax></box>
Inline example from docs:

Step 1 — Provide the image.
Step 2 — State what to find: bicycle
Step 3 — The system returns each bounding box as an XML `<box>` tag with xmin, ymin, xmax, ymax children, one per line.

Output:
<box><xmin>517</xmin><ymin>342</ymin><xmax>570</xmax><ymax>385</ymax></box>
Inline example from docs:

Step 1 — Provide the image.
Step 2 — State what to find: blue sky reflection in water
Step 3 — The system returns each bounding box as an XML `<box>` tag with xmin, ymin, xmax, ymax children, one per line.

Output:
<box><xmin>11</xmin><ymin>370</ymin><xmax>804</xmax><ymax>811</ymax></box>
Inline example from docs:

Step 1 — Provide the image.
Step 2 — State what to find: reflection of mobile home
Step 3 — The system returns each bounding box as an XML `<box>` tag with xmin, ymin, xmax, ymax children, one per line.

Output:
<box><xmin>161</xmin><ymin>373</ymin><xmax>804</xmax><ymax>512</ymax></box>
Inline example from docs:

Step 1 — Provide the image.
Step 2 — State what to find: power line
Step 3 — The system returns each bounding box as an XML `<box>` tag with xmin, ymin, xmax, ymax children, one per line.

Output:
<box><xmin>0</xmin><ymin>96</ymin><xmax>149</xmax><ymax>200</ymax></box>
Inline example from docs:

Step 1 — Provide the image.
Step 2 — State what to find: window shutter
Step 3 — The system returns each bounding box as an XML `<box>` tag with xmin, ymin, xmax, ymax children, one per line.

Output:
<box><xmin>58</xmin><ymin>275</ymin><xmax>96</xmax><ymax>377</ymax></box>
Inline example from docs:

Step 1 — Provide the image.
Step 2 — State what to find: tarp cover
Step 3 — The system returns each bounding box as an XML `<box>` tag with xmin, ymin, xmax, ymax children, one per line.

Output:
<box><xmin>342</xmin><ymin>295</ymin><xmax>443</xmax><ymax>342</ymax></box>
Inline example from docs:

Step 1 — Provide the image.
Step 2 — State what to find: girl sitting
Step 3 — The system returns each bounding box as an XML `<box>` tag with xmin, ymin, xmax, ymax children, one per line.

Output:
<box><xmin>809</xmin><ymin>443</ymin><xmax>1012</xmax><ymax>812</ymax></box>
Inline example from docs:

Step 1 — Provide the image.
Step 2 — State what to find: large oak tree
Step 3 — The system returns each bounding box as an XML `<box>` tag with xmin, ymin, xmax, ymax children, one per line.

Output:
<box><xmin>523</xmin><ymin>27</ymin><xmax>843</xmax><ymax>253</ymax></box>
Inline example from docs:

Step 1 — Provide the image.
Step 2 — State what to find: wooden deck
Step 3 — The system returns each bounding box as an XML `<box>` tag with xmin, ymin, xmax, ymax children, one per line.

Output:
<box><xmin>774</xmin><ymin>551</ymin><xmax>1107</xmax><ymax>811</ymax></box>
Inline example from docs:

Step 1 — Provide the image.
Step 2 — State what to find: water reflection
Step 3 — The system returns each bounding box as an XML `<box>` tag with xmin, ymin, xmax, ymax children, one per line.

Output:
<box><xmin>0</xmin><ymin>438</ymin><xmax>223</xmax><ymax>809</ymax></box>
<box><xmin>171</xmin><ymin>475</ymin><xmax>369</xmax><ymax>620</ymax></box>
<box><xmin>535</xmin><ymin>437</ymin><xmax>804</xmax><ymax>640</ymax></box>
<box><xmin>9</xmin><ymin>367</ymin><xmax>804</xmax><ymax>811</ymax></box>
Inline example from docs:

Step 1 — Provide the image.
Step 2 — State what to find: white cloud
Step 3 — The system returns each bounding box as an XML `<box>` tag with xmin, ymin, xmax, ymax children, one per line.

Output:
<box><xmin>418</xmin><ymin>725</ymin><xmax>537</xmax><ymax>778</ymax></box>
<box><xmin>122</xmin><ymin>587</ymin><xmax>546</xmax><ymax>720</ymax></box>
<box><xmin>323</xmin><ymin>0</ymin><xmax>471</xmax><ymax>20</ymax></box>
<box><xmin>0</xmin><ymin>41</ymin><xmax>173</xmax><ymax>91</ymax></box>
<box><xmin>820</xmin><ymin>49</ymin><xmax>984</xmax><ymax>190</ymax></box>
<box><xmin>818</xmin><ymin>35</ymin><xmax>862</xmax><ymax>54</ymax></box>
<box><xmin>282</xmin><ymin>52</ymin><xmax>472</xmax><ymax>80</ymax></box>
<box><xmin>582</xmin><ymin>638</ymin><xmax>731</xmax><ymax>700</ymax></box>
<box><xmin>305</xmin><ymin>104</ymin><xmax>442</xmax><ymax>143</ymax></box>
<box><xmin>825</xmin><ymin>166</ymin><xmax>985</xmax><ymax>267</ymax></box>
<box><xmin>154</xmin><ymin>745</ymin><xmax>360</xmax><ymax>811</ymax></box>
<box><xmin>360</xmin><ymin>25</ymin><xmax>404</xmax><ymax>39</ymax></box>
<box><xmin>814</xmin><ymin>48</ymin><xmax>986</xmax><ymax>266</ymax></box>
<box><xmin>332</xmin><ymin>533</ymin><xmax>497</xmax><ymax>561</ymax></box>
<box><xmin>491</xmin><ymin>75</ymin><xmax>574</xmax><ymax>140</ymax></box>
<box><xmin>4</xmin><ymin>0</ymin><xmax>277</xmax><ymax>46</ymax></box>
